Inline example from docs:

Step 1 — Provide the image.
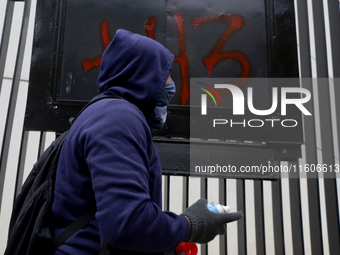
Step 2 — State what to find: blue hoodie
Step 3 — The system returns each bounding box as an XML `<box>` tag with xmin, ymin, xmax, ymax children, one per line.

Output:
<box><xmin>52</xmin><ymin>29</ymin><xmax>190</xmax><ymax>255</ymax></box>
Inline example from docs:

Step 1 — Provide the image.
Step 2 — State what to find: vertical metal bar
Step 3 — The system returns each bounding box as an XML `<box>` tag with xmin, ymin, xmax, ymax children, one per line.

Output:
<box><xmin>200</xmin><ymin>178</ymin><xmax>207</xmax><ymax>199</ymax></box>
<box><xmin>312</xmin><ymin>0</ymin><xmax>340</xmax><ymax>254</ymax></box>
<box><xmin>237</xmin><ymin>179</ymin><xmax>246</xmax><ymax>255</ymax></box>
<box><xmin>38</xmin><ymin>131</ymin><xmax>46</xmax><ymax>158</ymax></box>
<box><xmin>318</xmin><ymin>77</ymin><xmax>340</xmax><ymax>253</ymax></box>
<box><xmin>288</xmin><ymin>160</ymin><xmax>305</xmax><ymax>255</ymax></box>
<box><xmin>254</xmin><ymin>180</ymin><xmax>266</xmax><ymax>255</ymax></box>
<box><xmin>296</xmin><ymin>0</ymin><xmax>312</xmax><ymax>78</ymax></box>
<box><xmin>327</xmin><ymin>11</ymin><xmax>340</xmax><ymax>252</ymax></box>
<box><xmin>0</xmin><ymin>0</ymin><xmax>15</xmax><ymax>90</ymax></box>
<box><xmin>163</xmin><ymin>175</ymin><xmax>170</xmax><ymax>211</ymax></box>
<box><xmin>304</xmin><ymin>78</ymin><xmax>324</xmax><ymax>255</ymax></box>
<box><xmin>182</xmin><ymin>176</ymin><xmax>188</xmax><ymax>211</ymax></box>
<box><xmin>0</xmin><ymin>0</ymin><xmax>33</xmax><ymax>210</ymax></box>
<box><xmin>271</xmin><ymin>161</ymin><xmax>285</xmax><ymax>255</ymax></box>
<box><xmin>326</xmin><ymin>6</ymin><xmax>340</xmax><ymax>251</ymax></box>
<box><xmin>200</xmin><ymin>177</ymin><xmax>207</xmax><ymax>255</ymax></box>
<box><xmin>326</xmin><ymin>0</ymin><xmax>340</xmax><ymax>78</ymax></box>
<box><xmin>310</xmin><ymin>0</ymin><xmax>340</xmax><ymax>252</ymax></box>
<box><xmin>326</xmin><ymin>0</ymin><xmax>340</xmax><ymax>163</ymax></box>
<box><xmin>311</xmin><ymin>0</ymin><xmax>328</xmax><ymax>77</ymax></box>
<box><xmin>13</xmin><ymin>130</ymin><xmax>29</xmax><ymax>202</ymax></box>
<box><xmin>323</xmin><ymin>178</ymin><xmax>340</xmax><ymax>252</ymax></box>
<box><xmin>304</xmin><ymin>79</ymin><xmax>324</xmax><ymax>255</ymax></box>
<box><xmin>306</xmin><ymin>176</ymin><xmax>324</xmax><ymax>254</ymax></box>
<box><xmin>219</xmin><ymin>178</ymin><xmax>227</xmax><ymax>255</ymax></box>
<box><xmin>296</xmin><ymin>0</ymin><xmax>324</xmax><ymax>252</ymax></box>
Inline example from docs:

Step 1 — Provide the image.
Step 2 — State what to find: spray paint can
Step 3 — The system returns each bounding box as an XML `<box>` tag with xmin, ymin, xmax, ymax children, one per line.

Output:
<box><xmin>207</xmin><ymin>202</ymin><xmax>230</xmax><ymax>213</ymax></box>
<box><xmin>175</xmin><ymin>242</ymin><xmax>198</xmax><ymax>255</ymax></box>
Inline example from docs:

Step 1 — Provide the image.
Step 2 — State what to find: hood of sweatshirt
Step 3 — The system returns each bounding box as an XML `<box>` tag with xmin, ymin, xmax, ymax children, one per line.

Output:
<box><xmin>97</xmin><ymin>29</ymin><xmax>174</xmax><ymax>119</ymax></box>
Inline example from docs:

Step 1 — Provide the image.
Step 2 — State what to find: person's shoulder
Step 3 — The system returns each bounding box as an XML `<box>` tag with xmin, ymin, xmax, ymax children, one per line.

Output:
<box><xmin>82</xmin><ymin>98</ymin><xmax>149</xmax><ymax>132</ymax></box>
<box><xmin>99</xmin><ymin>98</ymin><xmax>145</xmax><ymax>121</ymax></box>
<box><xmin>79</xmin><ymin>98</ymin><xmax>152</xmax><ymax>143</ymax></box>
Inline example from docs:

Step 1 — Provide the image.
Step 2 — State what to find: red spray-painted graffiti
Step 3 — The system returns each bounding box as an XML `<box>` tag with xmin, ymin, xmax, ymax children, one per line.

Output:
<box><xmin>145</xmin><ymin>16</ymin><xmax>156</xmax><ymax>39</ymax></box>
<box><xmin>173</xmin><ymin>13</ymin><xmax>190</xmax><ymax>105</ymax></box>
<box><xmin>82</xmin><ymin>21</ymin><xmax>112</xmax><ymax>72</ymax></box>
<box><xmin>192</xmin><ymin>14</ymin><xmax>249</xmax><ymax>79</ymax></box>
<box><xmin>145</xmin><ymin>14</ymin><xmax>190</xmax><ymax>105</ymax></box>
<box><xmin>82</xmin><ymin>14</ymin><xmax>250</xmax><ymax>104</ymax></box>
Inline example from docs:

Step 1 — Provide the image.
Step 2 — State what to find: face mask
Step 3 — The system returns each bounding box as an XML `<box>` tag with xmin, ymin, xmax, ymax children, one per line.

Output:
<box><xmin>148</xmin><ymin>81</ymin><xmax>176</xmax><ymax>131</ymax></box>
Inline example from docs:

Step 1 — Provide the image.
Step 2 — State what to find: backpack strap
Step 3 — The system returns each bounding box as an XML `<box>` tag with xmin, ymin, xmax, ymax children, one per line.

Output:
<box><xmin>53</xmin><ymin>211</ymin><xmax>96</xmax><ymax>249</ymax></box>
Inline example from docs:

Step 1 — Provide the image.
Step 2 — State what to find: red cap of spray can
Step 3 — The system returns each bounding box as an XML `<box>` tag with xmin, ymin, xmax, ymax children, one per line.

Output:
<box><xmin>175</xmin><ymin>242</ymin><xmax>198</xmax><ymax>255</ymax></box>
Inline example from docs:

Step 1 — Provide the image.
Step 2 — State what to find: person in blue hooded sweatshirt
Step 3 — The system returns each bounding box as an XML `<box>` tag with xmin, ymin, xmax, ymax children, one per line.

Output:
<box><xmin>52</xmin><ymin>29</ymin><xmax>242</xmax><ymax>255</ymax></box>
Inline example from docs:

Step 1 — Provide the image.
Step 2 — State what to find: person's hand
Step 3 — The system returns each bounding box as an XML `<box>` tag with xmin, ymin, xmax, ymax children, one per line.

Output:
<box><xmin>181</xmin><ymin>198</ymin><xmax>243</xmax><ymax>244</ymax></box>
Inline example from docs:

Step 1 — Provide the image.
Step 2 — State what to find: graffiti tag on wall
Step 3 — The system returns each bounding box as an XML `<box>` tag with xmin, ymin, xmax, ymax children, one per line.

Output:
<box><xmin>82</xmin><ymin>13</ymin><xmax>250</xmax><ymax>105</ymax></box>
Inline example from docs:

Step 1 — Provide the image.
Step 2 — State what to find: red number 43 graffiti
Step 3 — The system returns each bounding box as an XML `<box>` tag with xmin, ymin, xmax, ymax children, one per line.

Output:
<box><xmin>83</xmin><ymin>13</ymin><xmax>250</xmax><ymax>105</ymax></box>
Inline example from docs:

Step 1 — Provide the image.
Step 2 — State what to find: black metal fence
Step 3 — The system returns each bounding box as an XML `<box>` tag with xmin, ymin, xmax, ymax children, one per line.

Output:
<box><xmin>0</xmin><ymin>0</ymin><xmax>339</xmax><ymax>254</ymax></box>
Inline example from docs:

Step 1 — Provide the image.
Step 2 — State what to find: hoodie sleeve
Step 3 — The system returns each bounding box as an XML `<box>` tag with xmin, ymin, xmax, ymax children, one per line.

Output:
<box><xmin>80</xmin><ymin>100</ymin><xmax>190</xmax><ymax>253</ymax></box>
